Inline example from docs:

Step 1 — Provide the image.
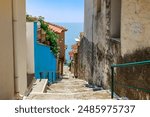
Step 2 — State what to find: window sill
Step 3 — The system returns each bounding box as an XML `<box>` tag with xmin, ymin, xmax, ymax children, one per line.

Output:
<box><xmin>110</xmin><ymin>38</ymin><xmax>121</xmax><ymax>43</ymax></box>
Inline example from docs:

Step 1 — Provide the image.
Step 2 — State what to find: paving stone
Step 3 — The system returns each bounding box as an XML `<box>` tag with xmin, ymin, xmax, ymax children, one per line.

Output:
<box><xmin>25</xmin><ymin>66</ymin><xmax>111</xmax><ymax>100</ymax></box>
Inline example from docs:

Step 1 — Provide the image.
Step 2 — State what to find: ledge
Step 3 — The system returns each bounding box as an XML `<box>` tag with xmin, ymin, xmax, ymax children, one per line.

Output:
<box><xmin>30</xmin><ymin>79</ymin><xmax>48</xmax><ymax>94</ymax></box>
<box><xmin>110</xmin><ymin>38</ymin><xmax>121</xmax><ymax>43</ymax></box>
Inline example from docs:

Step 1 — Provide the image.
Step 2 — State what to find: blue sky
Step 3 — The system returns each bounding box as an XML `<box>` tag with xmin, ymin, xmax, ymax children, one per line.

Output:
<box><xmin>26</xmin><ymin>0</ymin><xmax>84</xmax><ymax>23</ymax></box>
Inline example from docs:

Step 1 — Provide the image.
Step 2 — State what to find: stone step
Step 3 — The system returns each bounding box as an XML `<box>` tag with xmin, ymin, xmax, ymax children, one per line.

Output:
<box><xmin>26</xmin><ymin>91</ymin><xmax>111</xmax><ymax>100</ymax></box>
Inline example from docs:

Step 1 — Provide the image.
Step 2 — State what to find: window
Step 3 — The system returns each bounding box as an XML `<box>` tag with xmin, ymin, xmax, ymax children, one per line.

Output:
<box><xmin>110</xmin><ymin>0</ymin><xmax>121</xmax><ymax>39</ymax></box>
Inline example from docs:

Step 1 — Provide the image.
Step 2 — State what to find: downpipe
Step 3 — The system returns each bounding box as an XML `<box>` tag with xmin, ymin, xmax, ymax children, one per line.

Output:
<box><xmin>12</xmin><ymin>0</ymin><xmax>23</xmax><ymax>100</ymax></box>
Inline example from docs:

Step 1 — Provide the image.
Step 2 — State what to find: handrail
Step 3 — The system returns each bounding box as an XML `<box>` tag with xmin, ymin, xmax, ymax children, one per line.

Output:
<box><xmin>111</xmin><ymin>60</ymin><xmax>150</xmax><ymax>99</ymax></box>
<box><xmin>111</xmin><ymin>60</ymin><xmax>150</xmax><ymax>67</ymax></box>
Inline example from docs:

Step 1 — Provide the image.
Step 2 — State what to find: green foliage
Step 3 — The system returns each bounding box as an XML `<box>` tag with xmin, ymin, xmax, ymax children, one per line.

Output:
<box><xmin>38</xmin><ymin>18</ymin><xmax>59</xmax><ymax>56</ymax></box>
<box><xmin>26</xmin><ymin>14</ymin><xmax>38</xmax><ymax>22</ymax></box>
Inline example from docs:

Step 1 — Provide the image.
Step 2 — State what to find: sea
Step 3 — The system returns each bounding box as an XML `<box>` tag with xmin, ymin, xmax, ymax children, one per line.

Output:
<box><xmin>56</xmin><ymin>22</ymin><xmax>84</xmax><ymax>63</ymax></box>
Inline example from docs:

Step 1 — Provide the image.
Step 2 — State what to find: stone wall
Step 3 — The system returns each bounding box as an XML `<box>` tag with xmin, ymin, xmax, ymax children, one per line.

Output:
<box><xmin>116</xmin><ymin>47</ymin><xmax>150</xmax><ymax>99</ymax></box>
<box><xmin>79</xmin><ymin>0</ymin><xmax>121</xmax><ymax>89</ymax></box>
<box><xmin>121</xmin><ymin>0</ymin><xmax>150</xmax><ymax>55</ymax></box>
<box><xmin>115</xmin><ymin>0</ymin><xmax>150</xmax><ymax>99</ymax></box>
<box><xmin>82</xmin><ymin>0</ymin><xmax>150</xmax><ymax>99</ymax></box>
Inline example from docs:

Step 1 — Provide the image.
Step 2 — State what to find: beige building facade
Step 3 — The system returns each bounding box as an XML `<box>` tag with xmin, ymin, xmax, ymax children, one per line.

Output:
<box><xmin>0</xmin><ymin>0</ymin><xmax>14</xmax><ymax>99</ymax></box>
<box><xmin>0</xmin><ymin>0</ymin><xmax>27</xmax><ymax>99</ymax></box>
<box><xmin>121</xmin><ymin>0</ymin><xmax>150</xmax><ymax>55</ymax></box>
<box><xmin>78</xmin><ymin>0</ymin><xmax>150</xmax><ymax>99</ymax></box>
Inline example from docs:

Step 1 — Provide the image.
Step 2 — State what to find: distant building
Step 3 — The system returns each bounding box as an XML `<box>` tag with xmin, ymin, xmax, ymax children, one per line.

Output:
<box><xmin>26</xmin><ymin>21</ymin><xmax>68</xmax><ymax>83</ymax></box>
<box><xmin>48</xmin><ymin>23</ymin><xmax>68</xmax><ymax>76</ymax></box>
<box><xmin>69</xmin><ymin>44</ymin><xmax>78</xmax><ymax>77</ymax></box>
<box><xmin>69</xmin><ymin>33</ymin><xmax>83</xmax><ymax>78</ymax></box>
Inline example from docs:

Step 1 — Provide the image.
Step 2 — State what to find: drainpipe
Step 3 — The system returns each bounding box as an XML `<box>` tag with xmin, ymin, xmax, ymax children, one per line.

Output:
<box><xmin>12</xmin><ymin>0</ymin><xmax>22</xmax><ymax>99</ymax></box>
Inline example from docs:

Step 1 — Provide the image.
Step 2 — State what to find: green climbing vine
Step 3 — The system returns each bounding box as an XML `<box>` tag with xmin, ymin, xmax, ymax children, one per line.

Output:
<box><xmin>38</xmin><ymin>17</ymin><xmax>59</xmax><ymax>56</ymax></box>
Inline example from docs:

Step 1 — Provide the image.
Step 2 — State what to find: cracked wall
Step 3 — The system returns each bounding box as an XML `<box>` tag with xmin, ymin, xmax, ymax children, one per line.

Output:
<box><xmin>80</xmin><ymin>0</ymin><xmax>150</xmax><ymax>99</ymax></box>
<box><xmin>78</xmin><ymin>0</ymin><xmax>121</xmax><ymax>89</ymax></box>
<box><xmin>115</xmin><ymin>0</ymin><xmax>150</xmax><ymax>99</ymax></box>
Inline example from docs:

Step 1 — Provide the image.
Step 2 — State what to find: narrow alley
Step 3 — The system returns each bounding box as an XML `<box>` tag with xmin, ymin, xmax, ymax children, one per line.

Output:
<box><xmin>26</xmin><ymin>66</ymin><xmax>111</xmax><ymax>100</ymax></box>
<box><xmin>1</xmin><ymin>0</ymin><xmax>150</xmax><ymax>101</ymax></box>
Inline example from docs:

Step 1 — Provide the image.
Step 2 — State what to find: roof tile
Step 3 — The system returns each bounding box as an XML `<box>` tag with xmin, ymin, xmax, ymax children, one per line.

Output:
<box><xmin>48</xmin><ymin>23</ymin><xmax>67</xmax><ymax>34</ymax></box>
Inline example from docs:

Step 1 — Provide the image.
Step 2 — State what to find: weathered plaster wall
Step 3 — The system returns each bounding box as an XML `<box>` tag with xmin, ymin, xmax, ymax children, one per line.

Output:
<box><xmin>81</xmin><ymin>0</ymin><xmax>149</xmax><ymax>99</ymax></box>
<box><xmin>0</xmin><ymin>0</ymin><xmax>15</xmax><ymax>99</ymax></box>
<box><xmin>80</xmin><ymin>0</ymin><xmax>121</xmax><ymax>89</ymax></box>
<box><xmin>84</xmin><ymin>0</ymin><xmax>93</xmax><ymax>42</ymax></box>
<box><xmin>116</xmin><ymin>47</ymin><xmax>150</xmax><ymax>99</ymax></box>
<box><xmin>116</xmin><ymin>0</ymin><xmax>150</xmax><ymax>99</ymax></box>
<box><xmin>121</xmin><ymin>0</ymin><xmax>150</xmax><ymax>55</ymax></box>
<box><xmin>82</xmin><ymin>0</ymin><xmax>94</xmax><ymax>83</ymax></box>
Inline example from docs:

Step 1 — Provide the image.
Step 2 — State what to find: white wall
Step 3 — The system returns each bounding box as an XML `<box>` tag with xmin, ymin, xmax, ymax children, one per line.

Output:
<box><xmin>26</xmin><ymin>22</ymin><xmax>35</xmax><ymax>74</ymax></box>
<box><xmin>0</xmin><ymin>0</ymin><xmax>15</xmax><ymax>99</ymax></box>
